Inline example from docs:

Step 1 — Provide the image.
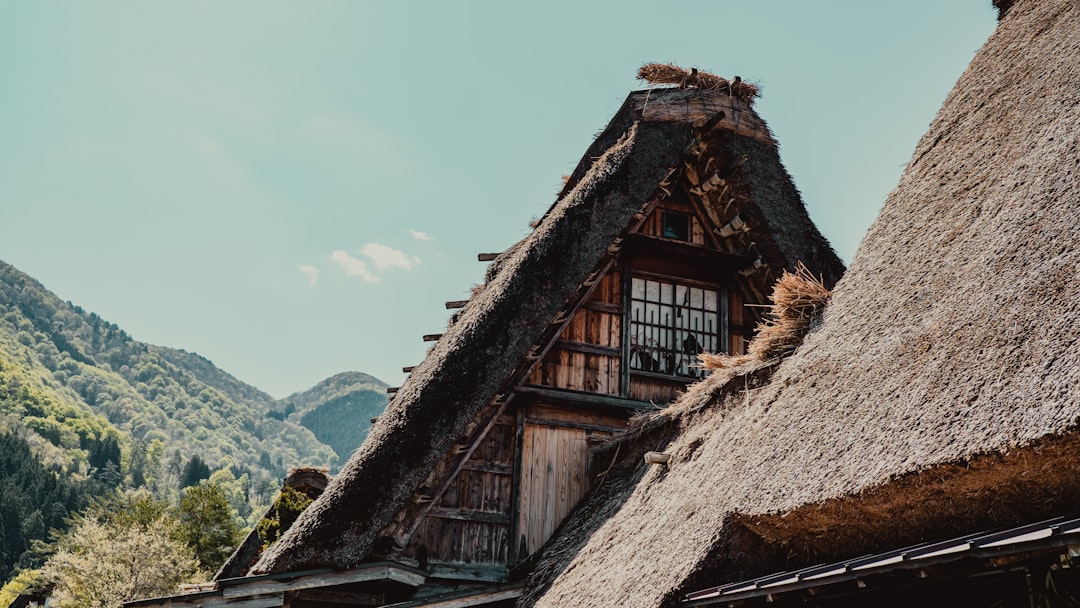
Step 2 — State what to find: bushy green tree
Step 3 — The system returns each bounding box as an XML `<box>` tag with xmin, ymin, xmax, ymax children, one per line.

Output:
<box><xmin>41</xmin><ymin>515</ymin><xmax>200</xmax><ymax>608</ymax></box>
<box><xmin>175</xmin><ymin>482</ymin><xmax>241</xmax><ymax>572</ymax></box>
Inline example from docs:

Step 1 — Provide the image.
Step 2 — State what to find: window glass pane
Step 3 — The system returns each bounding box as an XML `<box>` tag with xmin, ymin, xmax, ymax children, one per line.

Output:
<box><xmin>676</xmin><ymin>284</ymin><xmax>688</xmax><ymax>306</ymax></box>
<box><xmin>632</xmin><ymin>278</ymin><xmax>645</xmax><ymax>300</ymax></box>
<box><xmin>660</xmin><ymin>282</ymin><xmax>673</xmax><ymax>305</ymax></box>
<box><xmin>704</xmin><ymin>290</ymin><xmax>718</xmax><ymax>312</ymax></box>
<box><xmin>690</xmin><ymin>288</ymin><xmax>703</xmax><ymax>309</ymax></box>
<box><xmin>646</xmin><ymin>281</ymin><xmax>659</xmax><ymax>302</ymax></box>
<box><xmin>659</xmin><ymin>305</ymin><xmax>673</xmax><ymax>327</ymax></box>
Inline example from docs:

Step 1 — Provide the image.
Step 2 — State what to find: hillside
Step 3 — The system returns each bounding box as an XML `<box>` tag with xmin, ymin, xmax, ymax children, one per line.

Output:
<box><xmin>276</xmin><ymin>372</ymin><xmax>388</xmax><ymax>461</ymax></box>
<box><xmin>0</xmin><ymin>259</ymin><xmax>387</xmax><ymax>579</ymax></box>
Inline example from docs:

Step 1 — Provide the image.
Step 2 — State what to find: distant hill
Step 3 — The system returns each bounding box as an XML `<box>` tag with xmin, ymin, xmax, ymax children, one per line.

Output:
<box><xmin>276</xmin><ymin>372</ymin><xmax>388</xmax><ymax>461</ymax></box>
<box><xmin>0</xmin><ymin>259</ymin><xmax>387</xmax><ymax>579</ymax></box>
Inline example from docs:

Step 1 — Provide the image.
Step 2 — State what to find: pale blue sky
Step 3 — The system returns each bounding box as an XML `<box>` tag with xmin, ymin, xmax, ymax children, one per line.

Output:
<box><xmin>0</xmin><ymin>2</ymin><xmax>997</xmax><ymax>397</ymax></box>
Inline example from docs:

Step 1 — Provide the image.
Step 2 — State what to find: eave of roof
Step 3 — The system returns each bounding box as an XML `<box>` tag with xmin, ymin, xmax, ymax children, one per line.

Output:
<box><xmin>685</xmin><ymin>516</ymin><xmax>1080</xmax><ymax>605</ymax></box>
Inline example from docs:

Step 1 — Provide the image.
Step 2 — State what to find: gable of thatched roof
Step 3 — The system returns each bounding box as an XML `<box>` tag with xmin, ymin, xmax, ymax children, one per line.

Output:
<box><xmin>250</xmin><ymin>82</ymin><xmax>842</xmax><ymax>578</ymax></box>
<box><xmin>523</xmin><ymin>1</ymin><xmax>1080</xmax><ymax>607</ymax></box>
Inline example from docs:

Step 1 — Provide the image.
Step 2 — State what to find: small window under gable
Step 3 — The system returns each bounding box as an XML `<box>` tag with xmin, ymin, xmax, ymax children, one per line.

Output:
<box><xmin>628</xmin><ymin>276</ymin><xmax>725</xmax><ymax>379</ymax></box>
<box><xmin>661</xmin><ymin>210</ymin><xmax>691</xmax><ymax>241</ymax></box>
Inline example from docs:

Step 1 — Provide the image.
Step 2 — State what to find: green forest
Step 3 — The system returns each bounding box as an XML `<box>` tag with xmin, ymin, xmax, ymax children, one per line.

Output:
<box><xmin>0</xmin><ymin>260</ymin><xmax>387</xmax><ymax>603</ymax></box>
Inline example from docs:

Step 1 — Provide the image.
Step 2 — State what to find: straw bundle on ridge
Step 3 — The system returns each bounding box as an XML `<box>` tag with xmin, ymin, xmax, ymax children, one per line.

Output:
<box><xmin>700</xmin><ymin>263</ymin><xmax>830</xmax><ymax>369</ymax></box>
<box><xmin>637</xmin><ymin>63</ymin><xmax>760</xmax><ymax>103</ymax></box>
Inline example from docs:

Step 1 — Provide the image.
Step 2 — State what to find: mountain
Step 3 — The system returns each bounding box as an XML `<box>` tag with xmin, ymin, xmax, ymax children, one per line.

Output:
<box><xmin>0</xmin><ymin>259</ymin><xmax>387</xmax><ymax>579</ymax></box>
<box><xmin>276</xmin><ymin>372</ymin><xmax>388</xmax><ymax>461</ymax></box>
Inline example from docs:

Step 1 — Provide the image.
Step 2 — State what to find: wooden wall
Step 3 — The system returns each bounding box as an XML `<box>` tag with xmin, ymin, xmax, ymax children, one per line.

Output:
<box><xmin>409</xmin><ymin>418</ymin><xmax>515</xmax><ymax>566</ymax></box>
<box><xmin>515</xmin><ymin>404</ymin><xmax>620</xmax><ymax>558</ymax></box>
<box><xmin>527</xmin><ymin>271</ymin><xmax>622</xmax><ymax>396</ymax></box>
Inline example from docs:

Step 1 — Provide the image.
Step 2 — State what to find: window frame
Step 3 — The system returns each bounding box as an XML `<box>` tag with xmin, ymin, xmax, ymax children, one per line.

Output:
<box><xmin>624</xmin><ymin>272</ymin><xmax>729</xmax><ymax>381</ymax></box>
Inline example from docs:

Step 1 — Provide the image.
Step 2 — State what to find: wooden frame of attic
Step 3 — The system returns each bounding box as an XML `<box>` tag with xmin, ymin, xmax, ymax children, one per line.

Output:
<box><xmin>127</xmin><ymin>68</ymin><xmax>843</xmax><ymax>608</ymax></box>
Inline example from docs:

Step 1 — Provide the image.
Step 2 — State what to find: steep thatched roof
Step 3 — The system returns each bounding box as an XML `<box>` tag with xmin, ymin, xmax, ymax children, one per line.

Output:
<box><xmin>524</xmin><ymin>1</ymin><xmax>1080</xmax><ymax>606</ymax></box>
<box><xmin>251</xmin><ymin>83</ymin><xmax>840</xmax><ymax>576</ymax></box>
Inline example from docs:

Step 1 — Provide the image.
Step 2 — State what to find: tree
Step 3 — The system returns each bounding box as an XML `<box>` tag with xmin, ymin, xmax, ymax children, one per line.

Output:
<box><xmin>179</xmin><ymin>455</ymin><xmax>210</xmax><ymax>489</ymax></box>
<box><xmin>175</xmin><ymin>483</ymin><xmax>241</xmax><ymax>572</ymax></box>
<box><xmin>40</xmin><ymin>515</ymin><xmax>200</xmax><ymax>608</ymax></box>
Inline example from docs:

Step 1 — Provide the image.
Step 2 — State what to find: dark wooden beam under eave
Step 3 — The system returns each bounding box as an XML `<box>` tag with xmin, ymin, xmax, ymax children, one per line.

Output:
<box><xmin>514</xmin><ymin>385</ymin><xmax>661</xmax><ymax>412</ymax></box>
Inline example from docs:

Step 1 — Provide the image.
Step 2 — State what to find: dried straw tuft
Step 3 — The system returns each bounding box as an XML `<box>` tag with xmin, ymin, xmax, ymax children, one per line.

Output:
<box><xmin>701</xmin><ymin>263</ymin><xmax>830</xmax><ymax>370</ymax></box>
<box><xmin>637</xmin><ymin>63</ymin><xmax>759</xmax><ymax>103</ymax></box>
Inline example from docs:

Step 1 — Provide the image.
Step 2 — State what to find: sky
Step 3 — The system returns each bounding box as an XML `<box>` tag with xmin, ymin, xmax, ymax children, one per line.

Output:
<box><xmin>0</xmin><ymin>2</ymin><xmax>998</xmax><ymax>398</ymax></box>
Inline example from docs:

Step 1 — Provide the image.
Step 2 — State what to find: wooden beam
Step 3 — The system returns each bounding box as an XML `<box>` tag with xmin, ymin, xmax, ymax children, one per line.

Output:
<box><xmin>293</xmin><ymin>590</ymin><xmax>381</xmax><ymax>605</ymax></box>
<box><xmin>220</xmin><ymin>565</ymin><xmax>426</xmax><ymax>599</ymax></box>
<box><xmin>402</xmin><ymin>366</ymin><xmax>416</xmax><ymax>373</ymax></box>
<box><xmin>424</xmin><ymin>562</ymin><xmax>509</xmax><ymax>584</ymax></box>
<box><xmin>477</xmin><ymin>253</ymin><xmax>500</xmax><ymax>262</ymax></box>
<box><xmin>445</xmin><ymin>300</ymin><xmax>469</xmax><ymax>309</ymax></box>
<box><xmin>553</xmin><ymin>339</ymin><xmax>620</xmax><ymax>358</ymax></box>
<box><xmin>427</xmin><ymin>507</ymin><xmax>510</xmax><ymax>524</ymax></box>
<box><xmin>422</xmin><ymin>334</ymin><xmax>443</xmax><ymax>342</ymax></box>
<box><xmin>516</xmin><ymin>385</ymin><xmax>659</xmax><ymax>412</ymax></box>
<box><xmin>523</xmin><ymin>417</ymin><xmax>623</xmax><ymax>434</ymax></box>
<box><xmin>386</xmin><ymin>387</ymin><xmax>399</xmax><ymax>394</ymax></box>
<box><xmin>460</xmin><ymin>460</ymin><xmax>512</xmax><ymax>475</ymax></box>
<box><xmin>581</xmin><ymin>301</ymin><xmax>622</xmax><ymax>315</ymax></box>
<box><xmin>380</xmin><ymin>584</ymin><xmax>523</xmax><ymax>608</ymax></box>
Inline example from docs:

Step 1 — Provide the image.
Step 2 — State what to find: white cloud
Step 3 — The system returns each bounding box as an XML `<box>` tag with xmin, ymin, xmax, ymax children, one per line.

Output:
<box><xmin>409</xmin><ymin>229</ymin><xmax>433</xmax><ymax>241</ymax></box>
<box><xmin>329</xmin><ymin>250</ymin><xmax>379</xmax><ymax>282</ymax></box>
<box><xmin>360</xmin><ymin>243</ymin><xmax>421</xmax><ymax>271</ymax></box>
<box><xmin>297</xmin><ymin>264</ymin><xmax>319</xmax><ymax>287</ymax></box>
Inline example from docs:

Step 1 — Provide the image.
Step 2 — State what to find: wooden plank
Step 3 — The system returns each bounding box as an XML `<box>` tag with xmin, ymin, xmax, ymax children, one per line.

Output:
<box><xmin>507</xmin><ymin>406</ymin><xmax>525</xmax><ymax>564</ymax></box>
<box><xmin>523</xmin><ymin>417</ymin><xmax>623</xmax><ymax>434</ymax></box>
<box><xmin>222</xmin><ymin>566</ymin><xmax>425</xmax><ymax>599</ymax></box>
<box><xmin>428</xmin><ymin>507</ymin><xmax>510</xmax><ymax>525</ymax></box>
<box><xmin>402</xmin><ymin>366</ymin><xmax>416</xmax><ymax>373</ymax></box>
<box><xmin>570</xmin><ymin>351</ymin><xmax>585</xmax><ymax>391</ymax></box>
<box><xmin>445</xmin><ymin>300</ymin><xmax>469</xmax><ymax>309</ymax></box>
<box><xmin>424</xmin><ymin>562</ymin><xmax>509</xmax><ymax>583</ymax></box>
<box><xmin>293</xmin><ymin>590</ymin><xmax>381</xmax><ymax>605</ymax></box>
<box><xmin>553</xmin><ymin>339</ymin><xmax>620</xmax><ymax>358</ymax></box>
<box><xmin>515</xmin><ymin>385</ymin><xmax>658</xmax><ymax>412</ymax></box>
<box><xmin>525</xmin><ymin>403</ymin><xmax>627</xmax><ymax>429</ymax></box>
<box><xmin>581</xmin><ymin>301</ymin><xmax>621</xmax><ymax>314</ymax></box>
<box><xmin>477</xmin><ymin>253</ymin><xmax>500</xmax><ymax>262</ymax></box>
<box><xmin>423</xmin><ymin>334</ymin><xmax>443</xmax><ymax>342</ymax></box>
<box><xmin>380</xmin><ymin>584</ymin><xmax>523</xmax><ymax>608</ymax></box>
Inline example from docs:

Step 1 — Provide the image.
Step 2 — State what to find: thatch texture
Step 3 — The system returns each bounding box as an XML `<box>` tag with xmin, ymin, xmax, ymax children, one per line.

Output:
<box><xmin>700</xmin><ymin>263</ymin><xmax>830</xmax><ymax>369</ymax></box>
<box><xmin>250</xmin><ymin>83</ymin><xmax>841</xmax><ymax>576</ymax></box>
<box><xmin>637</xmin><ymin>63</ymin><xmax>760</xmax><ymax>103</ymax></box>
<box><xmin>524</xmin><ymin>1</ymin><xmax>1080</xmax><ymax>606</ymax></box>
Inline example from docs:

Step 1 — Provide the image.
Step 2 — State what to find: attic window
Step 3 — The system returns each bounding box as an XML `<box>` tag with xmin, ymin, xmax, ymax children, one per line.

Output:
<box><xmin>628</xmin><ymin>277</ymin><xmax>721</xmax><ymax>379</ymax></box>
<box><xmin>661</xmin><ymin>211</ymin><xmax>691</xmax><ymax>241</ymax></box>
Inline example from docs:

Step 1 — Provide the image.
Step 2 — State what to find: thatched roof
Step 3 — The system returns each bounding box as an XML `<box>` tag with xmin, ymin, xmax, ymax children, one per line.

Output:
<box><xmin>215</xmin><ymin>467</ymin><xmax>330</xmax><ymax>580</ymax></box>
<box><xmin>523</xmin><ymin>1</ymin><xmax>1080</xmax><ymax>606</ymax></box>
<box><xmin>251</xmin><ymin>83</ymin><xmax>841</xmax><ymax>576</ymax></box>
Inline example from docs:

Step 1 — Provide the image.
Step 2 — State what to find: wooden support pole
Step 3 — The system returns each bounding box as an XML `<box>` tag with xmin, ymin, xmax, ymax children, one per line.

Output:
<box><xmin>477</xmin><ymin>253</ymin><xmax>500</xmax><ymax>262</ymax></box>
<box><xmin>402</xmin><ymin>366</ymin><xmax>416</xmax><ymax>373</ymax></box>
<box><xmin>422</xmin><ymin>334</ymin><xmax>443</xmax><ymax>342</ymax></box>
<box><xmin>445</xmin><ymin>300</ymin><xmax>469</xmax><ymax>309</ymax></box>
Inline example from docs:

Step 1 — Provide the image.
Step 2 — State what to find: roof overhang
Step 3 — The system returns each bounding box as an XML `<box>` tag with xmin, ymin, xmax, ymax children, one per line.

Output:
<box><xmin>684</xmin><ymin>516</ymin><xmax>1080</xmax><ymax>606</ymax></box>
<box><xmin>124</xmin><ymin>562</ymin><xmax>427</xmax><ymax>608</ymax></box>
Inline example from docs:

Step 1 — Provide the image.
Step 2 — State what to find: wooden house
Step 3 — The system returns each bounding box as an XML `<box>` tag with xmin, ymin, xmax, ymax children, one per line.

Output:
<box><xmin>125</xmin><ymin>71</ymin><xmax>843</xmax><ymax>608</ymax></box>
<box><xmin>513</xmin><ymin>1</ymin><xmax>1080</xmax><ymax>607</ymax></box>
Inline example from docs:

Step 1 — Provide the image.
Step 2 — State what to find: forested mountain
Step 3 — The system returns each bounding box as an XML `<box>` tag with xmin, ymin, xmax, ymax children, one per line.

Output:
<box><xmin>0</xmin><ymin>259</ymin><xmax>387</xmax><ymax>582</ymax></box>
<box><xmin>275</xmin><ymin>372</ymin><xmax>388</xmax><ymax>460</ymax></box>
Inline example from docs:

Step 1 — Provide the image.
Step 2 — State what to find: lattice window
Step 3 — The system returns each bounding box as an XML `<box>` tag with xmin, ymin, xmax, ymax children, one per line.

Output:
<box><xmin>628</xmin><ymin>277</ymin><xmax>722</xmax><ymax>379</ymax></box>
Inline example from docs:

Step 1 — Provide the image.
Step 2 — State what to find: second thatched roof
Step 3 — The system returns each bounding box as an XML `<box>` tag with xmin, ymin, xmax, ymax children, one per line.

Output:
<box><xmin>523</xmin><ymin>1</ymin><xmax>1080</xmax><ymax>606</ymax></box>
